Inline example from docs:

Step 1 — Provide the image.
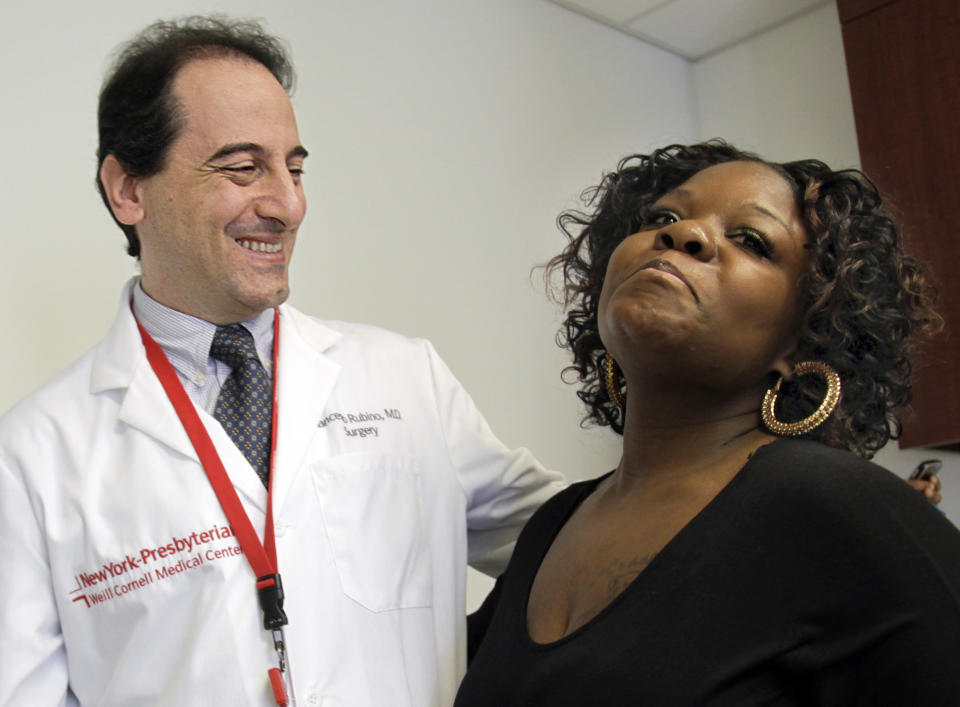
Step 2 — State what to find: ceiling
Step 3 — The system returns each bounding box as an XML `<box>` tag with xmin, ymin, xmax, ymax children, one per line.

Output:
<box><xmin>548</xmin><ymin>0</ymin><xmax>831</xmax><ymax>61</ymax></box>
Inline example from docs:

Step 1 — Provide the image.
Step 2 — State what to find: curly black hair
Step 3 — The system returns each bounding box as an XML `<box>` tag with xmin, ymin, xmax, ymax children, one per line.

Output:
<box><xmin>97</xmin><ymin>15</ymin><xmax>295</xmax><ymax>257</ymax></box>
<box><xmin>547</xmin><ymin>140</ymin><xmax>941</xmax><ymax>458</ymax></box>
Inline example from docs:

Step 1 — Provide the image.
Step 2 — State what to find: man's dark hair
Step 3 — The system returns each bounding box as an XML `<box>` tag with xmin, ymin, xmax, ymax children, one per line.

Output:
<box><xmin>96</xmin><ymin>15</ymin><xmax>295</xmax><ymax>257</ymax></box>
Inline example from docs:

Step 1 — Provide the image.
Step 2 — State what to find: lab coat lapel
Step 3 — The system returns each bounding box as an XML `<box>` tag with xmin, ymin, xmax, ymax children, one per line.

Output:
<box><xmin>117</xmin><ymin>360</ymin><xmax>201</xmax><ymax>463</ymax></box>
<box><xmin>91</xmin><ymin>279</ymin><xmax>268</xmax><ymax>511</ymax></box>
<box><xmin>91</xmin><ymin>280</ymin><xmax>199</xmax><ymax>463</ymax></box>
<box><xmin>270</xmin><ymin>306</ymin><xmax>342</xmax><ymax>513</ymax></box>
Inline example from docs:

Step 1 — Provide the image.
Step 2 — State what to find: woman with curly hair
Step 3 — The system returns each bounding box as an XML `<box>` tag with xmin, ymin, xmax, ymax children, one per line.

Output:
<box><xmin>455</xmin><ymin>141</ymin><xmax>960</xmax><ymax>705</ymax></box>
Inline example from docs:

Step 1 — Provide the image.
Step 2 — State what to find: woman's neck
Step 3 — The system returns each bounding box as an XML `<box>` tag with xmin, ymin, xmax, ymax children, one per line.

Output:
<box><xmin>612</xmin><ymin>389</ymin><xmax>777</xmax><ymax>493</ymax></box>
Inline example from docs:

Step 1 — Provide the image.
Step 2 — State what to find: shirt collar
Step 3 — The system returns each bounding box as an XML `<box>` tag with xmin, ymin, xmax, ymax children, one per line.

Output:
<box><xmin>131</xmin><ymin>280</ymin><xmax>276</xmax><ymax>378</ymax></box>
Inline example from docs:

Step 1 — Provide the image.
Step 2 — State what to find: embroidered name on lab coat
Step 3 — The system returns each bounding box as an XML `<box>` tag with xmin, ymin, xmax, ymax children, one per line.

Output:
<box><xmin>68</xmin><ymin>524</ymin><xmax>239</xmax><ymax>608</ymax></box>
<box><xmin>317</xmin><ymin>407</ymin><xmax>404</xmax><ymax>439</ymax></box>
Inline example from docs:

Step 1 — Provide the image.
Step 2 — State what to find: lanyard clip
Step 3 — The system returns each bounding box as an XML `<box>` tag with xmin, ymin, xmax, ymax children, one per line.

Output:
<box><xmin>256</xmin><ymin>573</ymin><xmax>288</xmax><ymax>630</ymax></box>
<box><xmin>272</xmin><ymin>629</ymin><xmax>287</xmax><ymax>673</ymax></box>
<box><xmin>268</xmin><ymin>628</ymin><xmax>292</xmax><ymax>706</ymax></box>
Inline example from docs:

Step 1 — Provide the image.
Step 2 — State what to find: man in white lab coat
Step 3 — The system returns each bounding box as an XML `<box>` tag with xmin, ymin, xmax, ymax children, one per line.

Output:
<box><xmin>0</xmin><ymin>16</ymin><xmax>563</xmax><ymax>706</ymax></box>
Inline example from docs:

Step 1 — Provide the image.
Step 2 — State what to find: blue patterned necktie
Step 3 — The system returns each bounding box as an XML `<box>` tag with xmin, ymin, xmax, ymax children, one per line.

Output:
<box><xmin>210</xmin><ymin>325</ymin><xmax>273</xmax><ymax>487</ymax></box>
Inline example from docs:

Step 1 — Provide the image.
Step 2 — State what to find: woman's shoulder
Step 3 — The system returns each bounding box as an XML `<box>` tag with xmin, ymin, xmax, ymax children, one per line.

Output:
<box><xmin>741</xmin><ymin>439</ymin><xmax>960</xmax><ymax>559</ymax></box>
<box><xmin>745</xmin><ymin>438</ymin><xmax>901</xmax><ymax>498</ymax></box>
<box><xmin>737</xmin><ymin>439</ymin><xmax>949</xmax><ymax>540</ymax></box>
<box><xmin>750</xmin><ymin>437</ymin><xmax>877</xmax><ymax>472</ymax></box>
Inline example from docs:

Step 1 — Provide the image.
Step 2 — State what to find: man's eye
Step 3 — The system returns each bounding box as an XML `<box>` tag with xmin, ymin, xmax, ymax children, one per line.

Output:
<box><xmin>213</xmin><ymin>164</ymin><xmax>257</xmax><ymax>177</ymax></box>
<box><xmin>729</xmin><ymin>229</ymin><xmax>773</xmax><ymax>258</ymax></box>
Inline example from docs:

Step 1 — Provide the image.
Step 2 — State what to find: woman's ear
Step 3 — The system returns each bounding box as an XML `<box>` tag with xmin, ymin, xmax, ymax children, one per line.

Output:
<box><xmin>769</xmin><ymin>337</ymin><xmax>799</xmax><ymax>381</ymax></box>
<box><xmin>99</xmin><ymin>155</ymin><xmax>145</xmax><ymax>226</ymax></box>
<box><xmin>771</xmin><ymin>356</ymin><xmax>794</xmax><ymax>381</ymax></box>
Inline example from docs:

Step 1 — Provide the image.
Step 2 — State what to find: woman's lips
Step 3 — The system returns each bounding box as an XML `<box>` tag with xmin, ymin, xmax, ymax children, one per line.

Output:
<box><xmin>634</xmin><ymin>258</ymin><xmax>698</xmax><ymax>302</ymax></box>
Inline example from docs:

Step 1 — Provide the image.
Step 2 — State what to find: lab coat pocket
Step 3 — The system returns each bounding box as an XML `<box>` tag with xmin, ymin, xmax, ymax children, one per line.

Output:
<box><xmin>312</xmin><ymin>453</ymin><xmax>433</xmax><ymax>612</ymax></box>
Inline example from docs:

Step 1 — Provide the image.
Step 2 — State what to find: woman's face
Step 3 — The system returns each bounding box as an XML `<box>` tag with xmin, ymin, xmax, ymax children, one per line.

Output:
<box><xmin>598</xmin><ymin>160</ymin><xmax>812</xmax><ymax>394</ymax></box>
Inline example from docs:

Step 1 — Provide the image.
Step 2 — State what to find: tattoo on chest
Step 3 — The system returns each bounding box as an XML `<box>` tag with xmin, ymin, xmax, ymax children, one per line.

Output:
<box><xmin>606</xmin><ymin>552</ymin><xmax>658</xmax><ymax>592</ymax></box>
<box><xmin>570</xmin><ymin>551</ymin><xmax>659</xmax><ymax>628</ymax></box>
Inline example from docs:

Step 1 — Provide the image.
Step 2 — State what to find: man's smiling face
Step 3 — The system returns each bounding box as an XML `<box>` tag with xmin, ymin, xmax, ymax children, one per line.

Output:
<box><xmin>133</xmin><ymin>55</ymin><xmax>307</xmax><ymax>324</ymax></box>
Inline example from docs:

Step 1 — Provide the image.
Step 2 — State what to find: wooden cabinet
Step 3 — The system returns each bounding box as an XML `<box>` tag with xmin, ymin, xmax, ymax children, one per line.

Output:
<box><xmin>838</xmin><ymin>0</ymin><xmax>960</xmax><ymax>448</ymax></box>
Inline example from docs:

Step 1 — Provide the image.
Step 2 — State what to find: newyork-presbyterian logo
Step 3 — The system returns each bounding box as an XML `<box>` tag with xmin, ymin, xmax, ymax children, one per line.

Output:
<box><xmin>68</xmin><ymin>524</ymin><xmax>241</xmax><ymax>608</ymax></box>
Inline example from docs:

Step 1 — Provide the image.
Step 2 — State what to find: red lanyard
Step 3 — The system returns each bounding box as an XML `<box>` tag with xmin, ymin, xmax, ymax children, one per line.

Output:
<box><xmin>134</xmin><ymin>308</ymin><xmax>291</xmax><ymax>705</ymax></box>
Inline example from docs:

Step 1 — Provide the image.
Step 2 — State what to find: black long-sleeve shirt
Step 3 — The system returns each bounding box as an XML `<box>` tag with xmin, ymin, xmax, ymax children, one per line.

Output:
<box><xmin>457</xmin><ymin>439</ymin><xmax>960</xmax><ymax>706</ymax></box>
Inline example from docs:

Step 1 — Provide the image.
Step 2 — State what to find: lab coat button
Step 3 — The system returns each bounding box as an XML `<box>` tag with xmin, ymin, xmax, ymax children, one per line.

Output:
<box><xmin>275</xmin><ymin>524</ymin><xmax>287</xmax><ymax>538</ymax></box>
<box><xmin>306</xmin><ymin>693</ymin><xmax>319</xmax><ymax>705</ymax></box>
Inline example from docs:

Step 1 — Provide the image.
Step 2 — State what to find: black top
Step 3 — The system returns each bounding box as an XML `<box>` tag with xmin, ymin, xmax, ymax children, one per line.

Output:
<box><xmin>456</xmin><ymin>439</ymin><xmax>960</xmax><ymax>706</ymax></box>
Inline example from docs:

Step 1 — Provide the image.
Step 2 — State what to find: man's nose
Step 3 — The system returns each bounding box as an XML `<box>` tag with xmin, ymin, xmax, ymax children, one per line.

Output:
<box><xmin>256</xmin><ymin>168</ymin><xmax>306</xmax><ymax>228</ymax></box>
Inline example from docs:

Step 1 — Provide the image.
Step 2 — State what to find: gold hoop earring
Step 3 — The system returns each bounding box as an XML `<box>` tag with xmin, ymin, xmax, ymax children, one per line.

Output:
<box><xmin>604</xmin><ymin>353</ymin><xmax>625</xmax><ymax>409</ymax></box>
<box><xmin>761</xmin><ymin>361</ymin><xmax>841</xmax><ymax>437</ymax></box>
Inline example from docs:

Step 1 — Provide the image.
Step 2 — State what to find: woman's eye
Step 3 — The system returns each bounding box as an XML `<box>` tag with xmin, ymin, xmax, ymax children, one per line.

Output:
<box><xmin>730</xmin><ymin>229</ymin><xmax>773</xmax><ymax>258</ymax></box>
<box><xmin>647</xmin><ymin>210</ymin><xmax>679</xmax><ymax>226</ymax></box>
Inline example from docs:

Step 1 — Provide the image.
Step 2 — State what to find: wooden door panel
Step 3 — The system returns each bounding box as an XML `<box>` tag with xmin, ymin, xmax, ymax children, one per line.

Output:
<box><xmin>839</xmin><ymin>0</ymin><xmax>960</xmax><ymax>447</ymax></box>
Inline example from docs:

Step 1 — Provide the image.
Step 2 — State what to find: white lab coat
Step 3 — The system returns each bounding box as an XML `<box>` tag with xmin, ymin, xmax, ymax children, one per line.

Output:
<box><xmin>0</xmin><ymin>281</ymin><xmax>564</xmax><ymax>706</ymax></box>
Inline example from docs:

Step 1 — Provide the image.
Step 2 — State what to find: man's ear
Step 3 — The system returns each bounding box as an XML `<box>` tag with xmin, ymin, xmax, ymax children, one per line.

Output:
<box><xmin>99</xmin><ymin>155</ymin><xmax>146</xmax><ymax>226</ymax></box>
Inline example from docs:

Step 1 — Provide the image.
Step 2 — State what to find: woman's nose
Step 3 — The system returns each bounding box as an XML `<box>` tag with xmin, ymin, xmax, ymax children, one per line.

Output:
<box><xmin>653</xmin><ymin>221</ymin><xmax>716</xmax><ymax>261</ymax></box>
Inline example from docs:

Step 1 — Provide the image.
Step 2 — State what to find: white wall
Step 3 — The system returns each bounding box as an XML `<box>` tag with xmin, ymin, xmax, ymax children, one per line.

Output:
<box><xmin>0</xmin><ymin>0</ymin><xmax>694</xmax><ymax>452</ymax></box>
<box><xmin>0</xmin><ymin>0</ymin><xmax>695</xmax><ymax>609</ymax></box>
<box><xmin>692</xmin><ymin>1</ymin><xmax>960</xmax><ymax>518</ymax></box>
<box><xmin>4</xmin><ymin>0</ymin><xmax>953</xmax><ymax>613</ymax></box>
<box><xmin>693</xmin><ymin>1</ymin><xmax>859</xmax><ymax>166</ymax></box>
